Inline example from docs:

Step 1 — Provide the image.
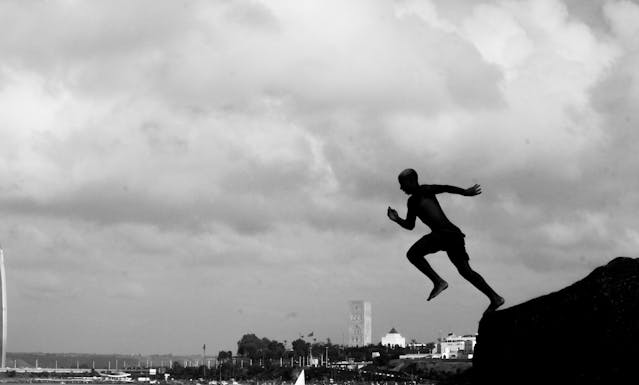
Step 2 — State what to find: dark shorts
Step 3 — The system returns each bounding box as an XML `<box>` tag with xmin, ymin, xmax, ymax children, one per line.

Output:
<box><xmin>408</xmin><ymin>230</ymin><xmax>469</xmax><ymax>264</ymax></box>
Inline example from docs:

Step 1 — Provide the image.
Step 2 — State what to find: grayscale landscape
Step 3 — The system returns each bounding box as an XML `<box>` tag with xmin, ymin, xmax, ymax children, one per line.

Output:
<box><xmin>1</xmin><ymin>1</ymin><xmax>638</xmax><ymax>384</ymax></box>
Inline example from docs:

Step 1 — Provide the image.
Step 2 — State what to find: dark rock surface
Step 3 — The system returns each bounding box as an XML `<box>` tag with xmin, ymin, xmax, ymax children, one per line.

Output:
<box><xmin>473</xmin><ymin>256</ymin><xmax>639</xmax><ymax>385</ymax></box>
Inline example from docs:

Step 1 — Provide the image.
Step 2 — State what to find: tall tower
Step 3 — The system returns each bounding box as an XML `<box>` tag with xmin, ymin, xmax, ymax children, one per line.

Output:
<box><xmin>0</xmin><ymin>247</ymin><xmax>6</xmax><ymax>368</ymax></box>
<box><xmin>348</xmin><ymin>300</ymin><xmax>371</xmax><ymax>347</ymax></box>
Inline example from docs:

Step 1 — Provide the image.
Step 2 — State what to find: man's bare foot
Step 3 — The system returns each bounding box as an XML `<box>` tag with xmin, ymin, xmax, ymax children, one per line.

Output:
<box><xmin>427</xmin><ymin>281</ymin><xmax>448</xmax><ymax>301</ymax></box>
<box><xmin>484</xmin><ymin>296</ymin><xmax>505</xmax><ymax>314</ymax></box>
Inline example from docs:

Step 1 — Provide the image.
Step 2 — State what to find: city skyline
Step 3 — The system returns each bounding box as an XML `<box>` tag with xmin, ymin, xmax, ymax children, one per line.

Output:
<box><xmin>1</xmin><ymin>0</ymin><xmax>639</xmax><ymax>355</ymax></box>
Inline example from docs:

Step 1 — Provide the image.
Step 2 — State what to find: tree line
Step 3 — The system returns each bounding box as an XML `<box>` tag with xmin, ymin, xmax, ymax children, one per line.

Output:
<box><xmin>216</xmin><ymin>333</ymin><xmax>434</xmax><ymax>364</ymax></box>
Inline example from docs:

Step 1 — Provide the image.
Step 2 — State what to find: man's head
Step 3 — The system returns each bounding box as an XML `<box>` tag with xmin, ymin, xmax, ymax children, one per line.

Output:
<box><xmin>398</xmin><ymin>168</ymin><xmax>419</xmax><ymax>194</ymax></box>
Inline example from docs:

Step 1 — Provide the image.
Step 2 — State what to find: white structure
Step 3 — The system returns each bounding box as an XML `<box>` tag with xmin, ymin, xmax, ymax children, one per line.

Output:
<box><xmin>380</xmin><ymin>328</ymin><xmax>406</xmax><ymax>348</ymax></box>
<box><xmin>348</xmin><ymin>300</ymin><xmax>372</xmax><ymax>346</ymax></box>
<box><xmin>436</xmin><ymin>333</ymin><xmax>476</xmax><ymax>359</ymax></box>
<box><xmin>0</xmin><ymin>247</ymin><xmax>6</xmax><ymax>368</ymax></box>
<box><xmin>294</xmin><ymin>369</ymin><xmax>304</xmax><ymax>385</ymax></box>
<box><xmin>399</xmin><ymin>353</ymin><xmax>431</xmax><ymax>359</ymax></box>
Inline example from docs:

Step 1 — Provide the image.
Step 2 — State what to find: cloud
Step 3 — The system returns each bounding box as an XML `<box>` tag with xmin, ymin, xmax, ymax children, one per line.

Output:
<box><xmin>1</xmin><ymin>0</ymin><xmax>504</xmax><ymax>236</ymax></box>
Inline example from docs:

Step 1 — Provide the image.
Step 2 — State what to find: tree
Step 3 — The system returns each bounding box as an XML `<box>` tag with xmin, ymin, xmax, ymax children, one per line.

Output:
<box><xmin>291</xmin><ymin>338</ymin><xmax>309</xmax><ymax>357</ymax></box>
<box><xmin>266</xmin><ymin>339</ymin><xmax>285</xmax><ymax>359</ymax></box>
<box><xmin>237</xmin><ymin>334</ymin><xmax>262</xmax><ymax>358</ymax></box>
<box><xmin>237</xmin><ymin>333</ymin><xmax>288</xmax><ymax>361</ymax></box>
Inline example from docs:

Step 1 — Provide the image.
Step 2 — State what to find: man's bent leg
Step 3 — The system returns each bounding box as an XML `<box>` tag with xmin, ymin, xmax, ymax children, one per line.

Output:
<box><xmin>407</xmin><ymin>236</ymin><xmax>448</xmax><ymax>301</ymax></box>
<box><xmin>451</xmin><ymin>258</ymin><xmax>504</xmax><ymax>312</ymax></box>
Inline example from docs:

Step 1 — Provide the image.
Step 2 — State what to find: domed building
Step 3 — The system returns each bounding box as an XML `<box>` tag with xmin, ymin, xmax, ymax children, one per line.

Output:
<box><xmin>381</xmin><ymin>327</ymin><xmax>406</xmax><ymax>348</ymax></box>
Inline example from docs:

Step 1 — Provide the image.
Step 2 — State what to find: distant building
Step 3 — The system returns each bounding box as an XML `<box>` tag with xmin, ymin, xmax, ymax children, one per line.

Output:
<box><xmin>407</xmin><ymin>342</ymin><xmax>431</xmax><ymax>350</ymax></box>
<box><xmin>381</xmin><ymin>328</ymin><xmax>406</xmax><ymax>348</ymax></box>
<box><xmin>435</xmin><ymin>333</ymin><xmax>476</xmax><ymax>359</ymax></box>
<box><xmin>348</xmin><ymin>300</ymin><xmax>372</xmax><ymax>346</ymax></box>
<box><xmin>400</xmin><ymin>341</ymin><xmax>432</xmax><ymax>358</ymax></box>
<box><xmin>399</xmin><ymin>353</ymin><xmax>432</xmax><ymax>359</ymax></box>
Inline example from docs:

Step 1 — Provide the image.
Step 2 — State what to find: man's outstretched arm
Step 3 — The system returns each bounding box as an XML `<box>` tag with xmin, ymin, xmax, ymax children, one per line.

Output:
<box><xmin>387</xmin><ymin>203</ymin><xmax>416</xmax><ymax>230</ymax></box>
<box><xmin>429</xmin><ymin>184</ymin><xmax>482</xmax><ymax>196</ymax></box>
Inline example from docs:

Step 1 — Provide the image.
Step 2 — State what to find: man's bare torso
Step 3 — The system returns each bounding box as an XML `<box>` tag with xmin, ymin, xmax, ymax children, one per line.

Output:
<box><xmin>408</xmin><ymin>185</ymin><xmax>461</xmax><ymax>233</ymax></box>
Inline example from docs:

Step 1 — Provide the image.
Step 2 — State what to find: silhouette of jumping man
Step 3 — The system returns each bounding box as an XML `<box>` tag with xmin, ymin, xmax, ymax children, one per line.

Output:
<box><xmin>387</xmin><ymin>169</ymin><xmax>505</xmax><ymax>313</ymax></box>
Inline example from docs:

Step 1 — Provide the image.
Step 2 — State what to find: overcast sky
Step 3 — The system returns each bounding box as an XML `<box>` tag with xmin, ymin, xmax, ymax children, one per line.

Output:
<box><xmin>1</xmin><ymin>0</ymin><xmax>638</xmax><ymax>355</ymax></box>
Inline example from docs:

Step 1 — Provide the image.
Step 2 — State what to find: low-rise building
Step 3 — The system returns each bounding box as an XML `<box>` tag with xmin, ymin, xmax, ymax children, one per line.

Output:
<box><xmin>381</xmin><ymin>328</ymin><xmax>406</xmax><ymax>348</ymax></box>
<box><xmin>435</xmin><ymin>333</ymin><xmax>476</xmax><ymax>359</ymax></box>
<box><xmin>398</xmin><ymin>353</ymin><xmax>432</xmax><ymax>359</ymax></box>
<box><xmin>406</xmin><ymin>342</ymin><xmax>430</xmax><ymax>349</ymax></box>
